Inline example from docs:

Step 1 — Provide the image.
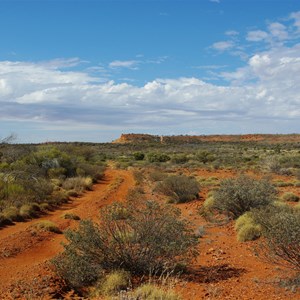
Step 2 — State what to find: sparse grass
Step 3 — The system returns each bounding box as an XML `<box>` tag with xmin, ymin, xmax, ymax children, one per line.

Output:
<box><xmin>235</xmin><ymin>212</ymin><xmax>261</xmax><ymax>242</ymax></box>
<box><xmin>19</xmin><ymin>203</ymin><xmax>41</xmax><ymax>219</ymax></box>
<box><xmin>92</xmin><ymin>270</ymin><xmax>131</xmax><ymax>297</ymax></box>
<box><xmin>133</xmin><ymin>283</ymin><xmax>181</xmax><ymax>300</ymax></box>
<box><xmin>31</xmin><ymin>220</ymin><xmax>62</xmax><ymax>234</ymax></box>
<box><xmin>61</xmin><ymin>213</ymin><xmax>81</xmax><ymax>220</ymax></box>
<box><xmin>280</xmin><ymin>192</ymin><xmax>299</xmax><ymax>202</ymax></box>
<box><xmin>2</xmin><ymin>206</ymin><xmax>22</xmax><ymax>222</ymax></box>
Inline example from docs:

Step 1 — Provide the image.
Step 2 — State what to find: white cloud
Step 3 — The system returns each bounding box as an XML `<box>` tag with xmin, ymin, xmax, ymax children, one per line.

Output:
<box><xmin>290</xmin><ymin>11</ymin><xmax>300</xmax><ymax>30</ymax></box>
<box><xmin>209</xmin><ymin>0</ymin><xmax>220</xmax><ymax>3</ymax></box>
<box><xmin>211</xmin><ymin>41</ymin><xmax>234</xmax><ymax>51</ymax></box>
<box><xmin>1</xmin><ymin>46</ymin><xmax>299</xmax><ymax>137</ymax></box>
<box><xmin>268</xmin><ymin>22</ymin><xmax>289</xmax><ymax>41</ymax></box>
<box><xmin>225</xmin><ymin>30</ymin><xmax>239</xmax><ymax>36</ymax></box>
<box><xmin>109</xmin><ymin>60</ymin><xmax>139</xmax><ymax>69</ymax></box>
<box><xmin>246</xmin><ymin>30</ymin><xmax>269</xmax><ymax>42</ymax></box>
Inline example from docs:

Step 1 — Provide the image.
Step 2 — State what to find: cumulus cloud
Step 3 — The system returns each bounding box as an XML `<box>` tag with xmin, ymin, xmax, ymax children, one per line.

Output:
<box><xmin>109</xmin><ymin>60</ymin><xmax>140</xmax><ymax>69</ymax></box>
<box><xmin>211</xmin><ymin>41</ymin><xmax>234</xmax><ymax>51</ymax></box>
<box><xmin>1</xmin><ymin>45</ymin><xmax>300</xmax><ymax>139</ymax></box>
<box><xmin>246</xmin><ymin>30</ymin><xmax>269</xmax><ymax>42</ymax></box>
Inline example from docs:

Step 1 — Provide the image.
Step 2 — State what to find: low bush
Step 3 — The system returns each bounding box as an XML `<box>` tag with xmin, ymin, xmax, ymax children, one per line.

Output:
<box><xmin>61</xmin><ymin>213</ymin><xmax>81</xmax><ymax>220</ymax></box>
<box><xmin>19</xmin><ymin>203</ymin><xmax>41</xmax><ymax>219</ymax></box>
<box><xmin>155</xmin><ymin>175</ymin><xmax>200</xmax><ymax>203</ymax></box>
<box><xmin>148</xmin><ymin>170</ymin><xmax>166</xmax><ymax>182</ymax></box>
<box><xmin>62</xmin><ymin>176</ymin><xmax>93</xmax><ymax>193</ymax></box>
<box><xmin>213</xmin><ymin>175</ymin><xmax>276</xmax><ymax>219</ymax></box>
<box><xmin>147</xmin><ymin>153</ymin><xmax>171</xmax><ymax>163</ymax></box>
<box><xmin>133</xmin><ymin>284</ymin><xmax>181</xmax><ymax>300</ymax></box>
<box><xmin>32</xmin><ymin>220</ymin><xmax>62</xmax><ymax>234</ymax></box>
<box><xmin>52</xmin><ymin>200</ymin><xmax>198</xmax><ymax>289</ymax></box>
<box><xmin>93</xmin><ymin>270</ymin><xmax>131</xmax><ymax>297</ymax></box>
<box><xmin>235</xmin><ymin>212</ymin><xmax>261</xmax><ymax>242</ymax></box>
<box><xmin>2</xmin><ymin>206</ymin><xmax>22</xmax><ymax>222</ymax></box>
<box><xmin>280</xmin><ymin>192</ymin><xmax>299</xmax><ymax>202</ymax></box>
<box><xmin>252</xmin><ymin>205</ymin><xmax>300</xmax><ymax>272</ymax></box>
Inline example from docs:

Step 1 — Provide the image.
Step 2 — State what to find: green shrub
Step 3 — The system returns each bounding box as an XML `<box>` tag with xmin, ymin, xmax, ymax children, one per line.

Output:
<box><xmin>62</xmin><ymin>176</ymin><xmax>93</xmax><ymax>193</ymax></box>
<box><xmin>213</xmin><ymin>175</ymin><xmax>276</xmax><ymax>219</ymax></box>
<box><xmin>237</xmin><ymin>223</ymin><xmax>261</xmax><ymax>242</ymax></box>
<box><xmin>155</xmin><ymin>175</ymin><xmax>200</xmax><ymax>203</ymax></box>
<box><xmin>235</xmin><ymin>212</ymin><xmax>261</xmax><ymax>242</ymax></box>
<box><xmin>147</xmin><ymin>153</ymin><xmax>171</xmax><ymax>163</ymax></box>
<box><xmin>32</xmin><ymin>220</ymin><xmax>62</xmax><ymax>234</ymax></box>
<box><xmin>52</xmin><ymin>200</ymin><xmax>198</xmax><ymax>289</ymax></box>
<box><xmin>2</xmin><ymin>206</ymin><xmax>21</xmax><ymax>222</ymax></box>
<box><xmin>148</xmin><ymin>170</ymin><xmax>166</xmax><ymax>182</ymax></box>
<box><xmin>252</xmin><ymin>205</ymin><xmax>300</xmax><ymax>271</ymax></box>
<box><xmin>280</xmin><ymin>192</ymin><xmax>299</xmax><ymax>202</ymax></box>
<box><xmin>94</xmin><ymin>270</ymin><xmax>131</xmax><ymax>297</ymax></box>
<box><xmin>0</xmin><ymin>214</ymin><xmax>12</xmax><ymax>227</ymax></box>
<box><xmin>133</xmin><ymin>152</ymin><xmax>145</xmax><ymax>161</ymax></box>
<box><xmin>133</xmin><ymin>284</ymin><xmax>181</xmax><ymax>300</ymax></box>
<box><xmin>49</xmin><ymin>190</ymin><xmax>69</xmax><ymax>205</ymax></box>
<box><xmin>19</xmin><ymin>203</ymin><xmax>41</xmax><ymax>219</ymax></box>
<box><xmin>171</xmin><ymin>154</ymin><xmax>189</xmax><ymax>164</ymax></box>
<box><xmin>196</xmin><ymin>151</ymin><xmax>215</xmax><ymax>164</ymax></box>
<box><xmin>61</xmin><ymin>213</ymin><xmax>81</xmax><ymax>220</ymax></box>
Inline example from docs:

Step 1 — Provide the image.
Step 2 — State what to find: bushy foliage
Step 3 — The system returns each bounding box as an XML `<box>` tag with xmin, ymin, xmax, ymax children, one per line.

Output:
<box><xmin>252</xmin><ymin>205</ymin><xmax>300</xmax><ymax>271</ymax></box>
<box><xmin>155</xmin><ymin>175</ymin><xmax>200</xmax><ymax>203</ymax></box>
<box><xmin>93</xmin><ymin>270</ymin><xmax>131</xmax><ymax>297</ymax></box>
<box><xmin>133</xmin><ymin>152</ymin><xmax>145</xmax><ymax>161</ymax></box>
<box><xmin>235</xmin><ymin>212</ymin><xmax>261</xmax><ymax>242</ymax></box>
<box><xmin>147</xmin><ymin>153</ymin><xmax>171</xmax><ymax>163</ymax></box>
<box><xmin>52</xmin><ymin>200</ymin><xmax>198</xmax><ymax>289</ymax></box>
<box><xmin>280</xmin><ymin>192</ymin><xmax>299</xmax><ymax>202</ymax></box>
<box><xmin>133</xmin><ymin>284</ymin><xmax>181</xmax><ymax>300</ymax></box>
<box><xmin>213</xmin><ymin>175</ymin><xmax>276</xmax><ymax>219</ymax></box>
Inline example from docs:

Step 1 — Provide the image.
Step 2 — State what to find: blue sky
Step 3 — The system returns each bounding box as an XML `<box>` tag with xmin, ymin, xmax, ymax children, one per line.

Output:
<box><xmin>1</xmin><ymin>0</ymin><xmax>300</xmax><ymax>142</ymax></box>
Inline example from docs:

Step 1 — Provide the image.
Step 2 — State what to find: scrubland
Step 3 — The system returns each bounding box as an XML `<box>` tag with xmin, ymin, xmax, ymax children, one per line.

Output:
<box><xmin>0</xmin><ymin>135</ymin><xmax>300</xmax><ymax>299</ymax></box>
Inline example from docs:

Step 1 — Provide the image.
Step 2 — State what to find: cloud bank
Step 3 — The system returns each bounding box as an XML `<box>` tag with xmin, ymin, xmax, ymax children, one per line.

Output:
<box><xmin>1</xmin><ymin>11</ymin><xmax>300</xmax><ymax>141</ymax></box>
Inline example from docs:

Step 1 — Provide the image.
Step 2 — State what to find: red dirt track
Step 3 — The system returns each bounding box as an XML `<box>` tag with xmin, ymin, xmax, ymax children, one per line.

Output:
<box><xmin>0</xmin><ymin>167</ymin><xmax>299</xmax><ymax>299</ymax></box>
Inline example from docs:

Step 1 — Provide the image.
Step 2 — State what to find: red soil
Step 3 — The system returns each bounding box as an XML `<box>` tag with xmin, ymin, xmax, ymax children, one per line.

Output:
<box><xmin>0</xmin><ymin>167</ymin><xmax>299</xmax><ymax>299</ymax></box>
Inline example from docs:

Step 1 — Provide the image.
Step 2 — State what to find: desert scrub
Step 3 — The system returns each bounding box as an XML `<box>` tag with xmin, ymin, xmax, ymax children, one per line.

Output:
<box><xmin>52</xmin><ymin>200</ymin><xmax>198</xmax><ymax>289</ymax></box>
<box><xmin>155</xmin><ymin>175</ymin><xmax>200</xmax><ymax>203</ymax></box>
<box><xmin>61</xmin><ymin>213</ymin><xmax>81</xmax><ymax>220</ymax></box>
<box><xmin>91</xmin><ymin>270</ymin><xmax>131</xmax><ymax>297</ymax></box>
<box><xmin>280</xmin><ymin>192</ymin><xmax>299</xmax><ymax>202</ymax></box>
<box><xmin>62</xmin><ymin>176</ymin><xmax>93</xmax><ymax>194</ymax></box>
<box><xmin>133</xmin><ymin>284</ymin><xmax>181</xmax><ymax>300</ymax></box>
<box><xmin>148</xmin><ymin>170</ymin><xmax>166</xmax><ymax>182</ymax></box>
<box><xmin>2</xmin><ymin>206</ymin><xmax>22</xmax><ymax>222</ymax></box>
<box><xmin>213</xmin><ymin>175</ymin><xmax>276</xmax><ymax>219</ymax></box>
<box><xmin>235</xmin><ymin>212</ymin><xmax>261</xmax><ymax>242</ymax></box>
<box><xmin>252</xmin><ymin>205</ymin><xmax>300</xmax><ymax>271</ymax></box>
<box><xmin>126</xmin><ymin>187</ymin><xmax>146</xmax><ymax>202</ymax></box>
<box><xmin>19</xmin><ymin>203</ymin><xmax>41</xmax><ymax>219</ymax></box>
<box><xmin>31</xmin><ymin>220</ymin><xmax>61</xmax><ymax>234</ymax></box>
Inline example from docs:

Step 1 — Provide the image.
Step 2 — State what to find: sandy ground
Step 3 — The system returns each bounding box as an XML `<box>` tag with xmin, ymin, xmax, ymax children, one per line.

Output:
<box><xmin>0</xmin><ymin>167</ymin><xmax>299</xmax><ymax>299</ymax></box>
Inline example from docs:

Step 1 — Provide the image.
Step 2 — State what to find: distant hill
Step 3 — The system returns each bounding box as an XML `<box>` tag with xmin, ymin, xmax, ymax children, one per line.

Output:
<box><xmin>113</xmin><ymin>133</ymin><xmax>300</xmax><ymax>144</ymax></box>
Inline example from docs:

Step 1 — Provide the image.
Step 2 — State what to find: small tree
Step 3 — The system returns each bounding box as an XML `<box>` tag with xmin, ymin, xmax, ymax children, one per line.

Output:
<box><xmin>213</xmin><ymin>175</ymin><xmax>276</xmax><ymax>219</ymax></box>
<box><xmin>52</xmin><ymin>200</ymin><xmax>198</xmax><ymax>289</ymax></box>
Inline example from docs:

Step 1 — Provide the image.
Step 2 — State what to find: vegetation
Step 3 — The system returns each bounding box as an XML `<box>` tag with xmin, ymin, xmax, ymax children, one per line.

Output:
<box><xmin>133</xmin><ymin>283</ymin><xmax>181</xmax><ymax>300</ymax></box>
<box><xmin>235</xmin><ymin>212</ymin><xmax>261</xmax><ymax>242</ymax></box>
<box><xmin>252</xmin><ymin>205</ymin><xmax>300</xmax><ymax>272</ymax></box>
<box><xmin>31</xmin><ymin>220</ymin><xmax>62</xmax><ymax>234</ymax></box>
<box><xmin>155</xmin><ymin>174</ymin><xmax>200</xmax><ymax>203</ymax></box>
<box><xmin>52</xmin><ymin>200</ymin><xmax>198</xmax><ymax>289</ymax></box>
<box><xmin>212</xmin><ymin>175</ymin><xmax>276</xmax><ymax>219</ymax></box>
<box><xmin>280</xmin><ymin>192</ymin><xmax>299</xmax><ymax>202</ymax></box>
